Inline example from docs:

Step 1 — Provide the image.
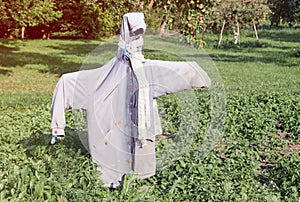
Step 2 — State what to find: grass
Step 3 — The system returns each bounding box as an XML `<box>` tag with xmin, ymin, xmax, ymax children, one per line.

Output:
<box><xmin>0</xmin><ymin>28</ymin><xmax>299</xmax><ymax>201</ymax></box>
<box><xmin>204</xmin><ymin>29</ymin><xmax>300</xmax><ymax>94</ymax></box>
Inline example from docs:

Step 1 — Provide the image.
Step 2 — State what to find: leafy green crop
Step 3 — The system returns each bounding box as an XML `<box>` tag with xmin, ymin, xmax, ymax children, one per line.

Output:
<box><xmin>1</xmin><ymin>91</ymin><xmax>298</xmax><ymax>201</ymax></box>
<box><xmin>0</xmin><ymin>28</ymin><xmax>299</xmax><ymax>201</ymax></box>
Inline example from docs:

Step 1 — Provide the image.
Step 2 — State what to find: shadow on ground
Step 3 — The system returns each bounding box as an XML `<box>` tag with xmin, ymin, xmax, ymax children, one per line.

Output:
<box><xmin>20</xmin><ymin>127</ymin><xmax>89</xmax><ymax>158</ymax></box>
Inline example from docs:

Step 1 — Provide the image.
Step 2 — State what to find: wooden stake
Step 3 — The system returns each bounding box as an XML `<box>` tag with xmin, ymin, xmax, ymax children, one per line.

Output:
<box><xmin>253</xmin><ymin>20</ymin><xmax>259</xmax><ymax>40</ymax></box>
<box><xmin>237</xmin><ymin>21</ymin><xmax>240</xmax><ymax>44</ymax></box>
<box><xmin>21</xmin><ymin>26</ymin><xmax>25</xmax><ymax>40</ymax></box>
<box><xmin>217</xmin><ymin>19</ymin><xmax>226</xmax><ymax>48</ymax></box>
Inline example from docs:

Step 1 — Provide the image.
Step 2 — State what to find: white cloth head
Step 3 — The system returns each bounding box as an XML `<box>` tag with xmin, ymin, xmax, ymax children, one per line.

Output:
<box><xmin>120</xmin><ymin>12</ymin><xmax>146</xmax><ymax>43</ymax></box>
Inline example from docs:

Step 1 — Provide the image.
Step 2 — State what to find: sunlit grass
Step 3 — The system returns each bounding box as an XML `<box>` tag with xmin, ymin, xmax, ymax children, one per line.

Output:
<box><xmin>0</xmin><ymin>28</ymin><xmax>299</xmax><ymax>201</ymax></box>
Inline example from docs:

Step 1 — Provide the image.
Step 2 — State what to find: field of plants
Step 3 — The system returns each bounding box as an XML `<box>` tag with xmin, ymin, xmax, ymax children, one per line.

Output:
<box><xmin>0</xmin><ymin>28</ymin><xmax>299</xmax><ymax>201</ymax></box>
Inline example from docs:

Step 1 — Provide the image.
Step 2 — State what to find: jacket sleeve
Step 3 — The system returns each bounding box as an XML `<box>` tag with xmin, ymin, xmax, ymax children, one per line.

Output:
<box><xmin>51</xmin><ymin>71</ymin><xmax>89</xmax><ymax>135</ymax></box>
<box><xmin>144</xmin><ymin>60</ymin><xmax>211</xmax><ymax>98</ymax></box>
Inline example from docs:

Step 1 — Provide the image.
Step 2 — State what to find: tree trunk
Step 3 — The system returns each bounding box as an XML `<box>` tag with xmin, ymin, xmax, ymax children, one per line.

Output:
<box><xmin>253</xmin><ymin>20</ymin><xmax>259</xmax><ymax>40</ymax></box>
<box><xmin>45</xmin><ymin>31</ymin><xmax>51</xmax><ymax>40</ymax></box>
<box><xmin>217</xmin><ymin>20</ymin><xmax>226</xmax><ymax>48</ymax></box>
<box><xmin>21</xmin><ymin>26</ymin><xmax>25</xmax><ymax>40</ymax></box>
<box><xmin>159</xmin><ymin>15</ymin><xmax>167</xmax><ymax>36</ymax></box>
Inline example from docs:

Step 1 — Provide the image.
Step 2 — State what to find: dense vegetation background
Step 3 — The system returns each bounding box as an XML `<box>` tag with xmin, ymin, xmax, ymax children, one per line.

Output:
<box><xmin>0</xmin><ymin>0</ymin><xmax>299</xmax><ymax>45</ymax></box>
<box><xmin>0</xmin><ymin>28</ymin><xmax>299</xmax><ymax>202</ymax></box>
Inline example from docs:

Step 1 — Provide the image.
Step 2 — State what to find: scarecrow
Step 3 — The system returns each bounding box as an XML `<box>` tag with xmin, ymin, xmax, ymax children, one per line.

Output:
<box><xmin>50</xmin><ymin>12</ymin><xmax>211</xmax><ymax>188</ymax></box>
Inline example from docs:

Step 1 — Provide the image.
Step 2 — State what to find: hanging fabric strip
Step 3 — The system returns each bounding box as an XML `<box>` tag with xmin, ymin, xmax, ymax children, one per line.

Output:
<box><xmin>118</xmin><ymin>37</ymin><xmax>151</xmax><ymax>146</ymax></box>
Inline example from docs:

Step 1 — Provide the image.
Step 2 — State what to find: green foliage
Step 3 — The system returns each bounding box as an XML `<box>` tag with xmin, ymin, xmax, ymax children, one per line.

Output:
<box><xmin>210</xmin><ymin>0</ymin><xmax>270</xmax><ymax>28</ymax></box>
<box><xmin>268</xmin><ymin>0</ymin><xmax>300</xmax><ymax>27</ymax></box>
<box><xmin>1</xmin><ymin>91</ymin><xmax>299</xmax><ymax>201</ymax></box>
<box><xmin>48</xmin><ymin>0</ymin><xmax>141</xmax><ymax>39</ymax></box>
<box><xmin>0</xmin><ymin>101</ymin><xmax>107</xmax><ymax>201</ymax></box>
<box><xmin>293</xmin><ymin>47</ymin><xmax>300</xmax><ymax>57</ymax></box>
<box><xmin>179</xmin><ymin>8</ymin><xmax>208</xmax><ymax>48</ymax></box>
<box><xmin>0</xmin><ymin>28</ymin><xmax>299</xmax><ymax>201</ymax></box>
<box><xmin>1</xmin><ymin>0</ymin><xmax>62</xmax><ymax>38</ymax></box>
<box><xmin>151</xmin><ymin>0</ymin><xmax>211</xmax><ymax>47</ymax></box>
<box><xmin>78</xmin><ymin>4</ymin><xmax>116</xmax><ymax>39</ymax></box>
<box><xmin>0</xmin><ymin>0</ymin><xmax>298</xmax><ymax>45</ymax></box>
<box><xmin>260</xmin><ymin>152</ymin><xmax>300</xmax><ymax>201</ymax></box>
<box><xmin>144</xmin><ymin>0</ymin><xmax>271</xmax><ymax>47</ymax></box>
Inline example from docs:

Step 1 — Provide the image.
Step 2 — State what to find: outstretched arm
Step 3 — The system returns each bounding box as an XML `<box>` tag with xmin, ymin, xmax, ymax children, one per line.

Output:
<box><xmin>51</xmin><ymin>71</ymin><xmax>89</xmax><ymax>143</ymax></box>
<box><xmin>144</xmin><ymin>60</ymin><xmax>211</xmax><ymax>98</ymax></box>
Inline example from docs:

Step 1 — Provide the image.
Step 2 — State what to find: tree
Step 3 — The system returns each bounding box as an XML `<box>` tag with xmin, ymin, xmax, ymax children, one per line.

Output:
<box><xmin>268</xmin><ymin>0</ymin><xmax>300</xmax><ymax>27</ymax></box>
<box><xmin>78</xmin><ymin>1</ymin><xmax>116</xmax><ymax>39</ymax></box>
<box><xmin>89</xmin><ymin>0</ymin><xmax>143</xmax><ymax>35</ymax></box>
<box><xmin>0</xmin><ymin>0</ymin><xmax>157</xmax><ymax>39</ymax></box>
<box><xmin>0</xmin><ymin>0</ymin><xmax>13</xmax><ymax>37</ymax></box>
<box><xmin>141</xmin><ymin>0</ymin><xmax>211</xmax><ymax>47</ymax></box>
<box><xmin>28</xmin><ymin>0</ymin><xmax>63</xmax><ymax>39</ymax></box>
<box><xmin>48</xmin><ymin>0</ymin><xmax>88</xmax><ymax>38</ymax></box>
<box><xmin>208</xmin><ymin>0</ymin><xmax>270</xmax><ymax>47</ymax></box>
<box><xmin>3</xmin><ymin>0</ymin><xmax>62</xmax><ymax>39</ymax></box>
<box><xmin>47</xmin><ymin>0</ymin><xmax>140</xmax><ymax>39</ymax></box>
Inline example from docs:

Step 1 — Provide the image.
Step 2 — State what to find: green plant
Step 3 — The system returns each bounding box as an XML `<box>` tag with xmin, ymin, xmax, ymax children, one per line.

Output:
<box><xmin>0</xmin><ymin>27</ymin><xmax>299</xmax><ymax>201</ymax></box>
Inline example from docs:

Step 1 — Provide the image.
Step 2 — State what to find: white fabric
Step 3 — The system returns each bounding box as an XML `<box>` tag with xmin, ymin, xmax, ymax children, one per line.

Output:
<box><xmin>50</xmin><ymin>12</ymin><xmax>211</xmax><ymax>188</ymax></box>
<box><xmin>118</xmin><ymin>37</ymin><xmax>151</xmax><ymax>145</ymax></box>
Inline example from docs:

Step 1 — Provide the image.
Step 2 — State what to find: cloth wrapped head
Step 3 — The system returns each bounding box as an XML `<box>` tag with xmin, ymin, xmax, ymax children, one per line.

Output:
<box><xmin>120</xmin><ymin>12</ymin><xmax>146</xmax><ymax>42</ymax></box>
